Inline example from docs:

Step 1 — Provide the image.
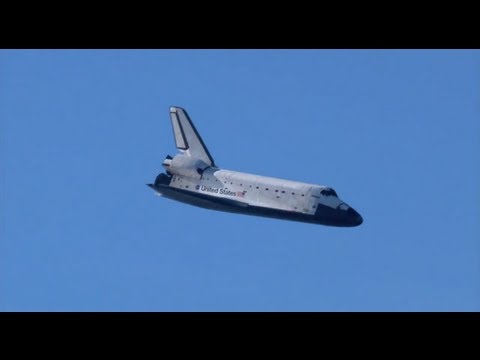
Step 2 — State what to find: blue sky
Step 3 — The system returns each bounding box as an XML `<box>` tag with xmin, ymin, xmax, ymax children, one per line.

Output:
<box><xmin>1</xmin><ymin>50</ymin><xmax>478</xmax><ymax>311</ymax></box>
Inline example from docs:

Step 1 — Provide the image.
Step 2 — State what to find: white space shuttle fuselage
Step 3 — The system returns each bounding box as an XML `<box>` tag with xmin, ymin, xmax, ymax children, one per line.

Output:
<box><xmin>148</xmin><ymin>107</ymin><xmax>362</xmax><ymax>227</ymax></box>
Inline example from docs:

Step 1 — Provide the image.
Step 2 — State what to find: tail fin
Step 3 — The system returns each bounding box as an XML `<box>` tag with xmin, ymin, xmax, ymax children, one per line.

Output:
<box><xmin>169</xmin><ymin>106</ymin><xmax>215</xmax><ymax>167</ymax></box>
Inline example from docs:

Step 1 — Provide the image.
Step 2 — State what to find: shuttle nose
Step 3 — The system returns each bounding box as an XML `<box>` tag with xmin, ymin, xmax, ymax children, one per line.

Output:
<box><xmin>346</xmin><ymin>207</ymin><xmax>363</xmax><ymax>227</ymax></box>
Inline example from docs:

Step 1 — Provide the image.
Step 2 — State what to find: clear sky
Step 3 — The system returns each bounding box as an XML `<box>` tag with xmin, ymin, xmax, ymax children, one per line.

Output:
<box><xmin>1</xmin><ymin>50</ymin><xmax>479</xmax><ymax>311</ymax></box>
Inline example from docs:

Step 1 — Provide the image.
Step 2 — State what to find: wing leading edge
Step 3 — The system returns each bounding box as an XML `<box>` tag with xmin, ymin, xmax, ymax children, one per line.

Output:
<box><xmin>169</xmin><ymin>106</ymin><xmax>215</xmax><ymax>167</ymax></box>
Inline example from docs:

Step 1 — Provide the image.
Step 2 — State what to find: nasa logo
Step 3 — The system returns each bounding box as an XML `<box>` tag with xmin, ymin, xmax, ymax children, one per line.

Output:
<box><xmin>195</xmin><ymin>185</ymin><xmax>200</xmax><ymax>190</ymax></box>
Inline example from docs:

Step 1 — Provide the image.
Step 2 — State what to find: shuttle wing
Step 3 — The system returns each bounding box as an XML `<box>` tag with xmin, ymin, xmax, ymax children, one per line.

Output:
<box><xmin>169</xmin><ymin>106</ymin><xmax>215</xmax><ymax>167</ymax></box>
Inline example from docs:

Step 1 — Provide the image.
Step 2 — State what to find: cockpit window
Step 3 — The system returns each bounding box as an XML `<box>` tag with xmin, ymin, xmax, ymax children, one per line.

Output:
<box><xmin>321</xmin><ymin>188</ymin><xmax>338</xmax><ymax>197</ymax></box>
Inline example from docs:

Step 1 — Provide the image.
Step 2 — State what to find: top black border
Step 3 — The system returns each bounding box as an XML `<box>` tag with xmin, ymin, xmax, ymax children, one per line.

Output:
<box><xmin>2</xmin><ymin>8</ymin><xmax>479</xmax><ymax>49</ymax></box>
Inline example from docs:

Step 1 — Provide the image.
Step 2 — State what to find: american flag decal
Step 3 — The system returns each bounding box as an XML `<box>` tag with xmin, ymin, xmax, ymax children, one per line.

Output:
<box><xmin>237</xmin><ymin>191</ymin><xmax>246</xmax><ymax>198</ymax></box>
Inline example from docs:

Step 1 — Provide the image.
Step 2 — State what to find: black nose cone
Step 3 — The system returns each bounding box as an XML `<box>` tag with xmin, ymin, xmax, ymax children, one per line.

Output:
<box><xmin>347</xmin><ymin>207</ymin><xmax>363</xmax><ymax>227</ymax></box>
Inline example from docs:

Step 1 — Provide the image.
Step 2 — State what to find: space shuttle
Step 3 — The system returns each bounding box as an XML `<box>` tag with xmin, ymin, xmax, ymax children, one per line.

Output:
<box><xmin>147</xmin><ymin>106</ymin><xmax>363</xmax><ymax>227</ymax></box>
